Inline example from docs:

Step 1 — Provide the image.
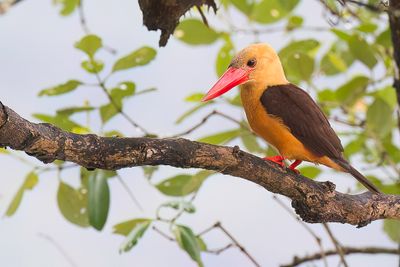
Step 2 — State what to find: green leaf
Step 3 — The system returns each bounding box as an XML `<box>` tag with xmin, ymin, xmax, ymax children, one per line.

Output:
<box><xmin>366</xmin><ymin>98</ymin><xmax>394</xmax><ymax>138</ymax></box>
<box><xmin>298</xmin><ymin>166</ymin><xmax>321</xmax><ymax>179</ymax></box>
<box><xmin>336</xmin><ymin>76</ymin><xmax>369</xmax><ymax>107</ymax></box>
<box><xmin>279</xmin><ymin>39</ymin><xmax>320</xmax><ymax>59</ymax></box>
<box><xmin>284</xmin><ymin>52</ymin><xmax>314</xmax><ymax>81</ymax></box>
<box><xmin>331</xmin><ymin>29</ymin><xmax>351</xmax><ymax>41</ymax></box>
<box><xmin>173</xmin><ymin>225</ymin><xmax>203</xmax><ymax>267</ymax></box>
<box><xmin>57</xmin><ymin>182</ymin><xmax>89</xmax><ymax>227</ymax></box>
<box><xmin>160</xmin><ymin>200</ymin><xmax>196</xmax><ymax>213</ymax></box>
<box><xmin>119</xmin><ymin>220</ymin><xmax>151</xmax><ymax>253</ymax></box>
<box><xmin>216</xmin><ymin>39</ymin><xmax>234</xmax><ymax>76</ymax></box>
<box><xmin>142</xmin><ymin>166</ymin><xmax>159</xmax><ymax>180</ymax></box>
<box><xmin>81</xmin><ymin>59</ymin><xmax>104</xmax><ymax>73</ymax></box>
<box><xmin>56</xmin><ymin>106</ymin><xmax>95</xmax><ymax>116</ymax></box>
<box><xmin>376</xmin><ymin>27</ymin><xmax>391</xmax><ymax>47</ymax></box>
<box><xmin>356</xmin><ymin>22</ymin><xmax>378</xmax><ymax>33</ymax></box>
<box><xmin>231</xmin><ymin>0</ymin><xmax>255</xmax><ymax>15</ymax></box>
<box><xmin>185</xmin><ymin>93</ymin><xmax>205</xmax><ymax>102</ymax></box>
<box><xmin>241</xmin><ymin>132</ymin><xmax>264</xmax><ymax>153</ymax></box>
<box><xmin>5</xmin><ymin>172</ymin><xmax>39</xmax><ymax>217</ymax></box>
<box><xmin>383</xmin><ymin>219</ymin><xmax>400</xmax><ymax>243</ymax></box>
<box><xmin>54</xmin><ymin>0</ymin><xmax>79</xmax><ymax>16</ymax></box>
<box><xmin>156</xmin><ymin>171</ymin><xmax>212</xmax><ymax>196</ymax></box>
<box><xmin>33</xmin><ymin>113</ymin><xmax>82</xmax><ymax>132</ymax></box>
<box><xmin>373</xmin><ymin>86</ymin><xmax>397</xmax><ymax>109</ymax></box>
<box><xmin>251</xmin><ymin>0</ymin><xmax>300</xmax><ymax>24</ymax></box>
<box><xmin>228</xmin><ymin>93</ymin><xmax>242</xmax><ymax>107</ymax></box>
<box><xmin>320</xmin><ymin>41</ymin><xmax>355</xmax><ymax>76</ymax></box>
<box><xmin>279</xmin><ymin>40</ymin><xmax>318</xmax><ymax>82</ymax></box>
<box><xmin>112</xmin><ymin>47</ymin><xmax>156</xmax><ymax>72</ymax></box>
<box><xmin>75</xmin><ymin>34</ymin><xmax>102</xmax><ymax>57</ymax></box>
<box><xmin>348</xmin><ymin>34</ymin><xmax>377</xmax><ymax>69</ymax></box>
<box><xmin>317</xmin><ymin>89</ymin><xmax>337</xmax><ymax>102</ymax></box>
<box><xmin>286</xmin><ymin>15</ymin><xmax>303</xmax><ymax>30</ymax></box>
<box><xmin>198</xmin><ymin>129</ymin><xmax>241</xmax><ymax>145</ymax></box>
<box><xmin>38</xmin><ymin>80</ymin><xmax>81</xmax><ymax>97</ymax></box>
<box><xmin>344</xmin><ymin>135</ymin><xmax>366</xmax><ymax>158</ymax></box>
<box><xmin>196</xmin><ymin>236</ymin><xmax>207</xmax><ymax>251</ymax></box>
<box><xmin>110</xmin><ymin>82</ymin><xmax>136</xmax><ymax>105</ymax></box>
<box><xmin>113</xmin><ymin>218</ymin><xmax>152</xmax><ymax>236</ymax></box>
<box><xmin>88</xmin><ymin>173</ymin><xmax>110</xmax><ymax>230</ymax></box>
<box><xmin>321</xmin><ymin>52</ymin><xmax>347</xmax><ymax>74</ymax></box>
<box><xmin>100</xmin><ymin>82</ymin><xmax>136</xmax><ymax>123</ymax></box>
<box><xmin>99</xmin><ymin>103</ymin><xmax>118</xmax><ymax>124</ymax></box>
<box><xmin>175</xmin><ymin>19</ymin><xmax>219</xmax><ymax>45</ymax></box>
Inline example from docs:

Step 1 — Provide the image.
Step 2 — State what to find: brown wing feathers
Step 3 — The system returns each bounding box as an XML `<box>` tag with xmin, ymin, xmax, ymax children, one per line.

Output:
<box><xmin>260</xmin><ymin>84</ymin><xmax>380</xmax><ymax>193</ymax></box>
<box><xmin>260</xmin><ymin>84</ymin><xmax>343</xmax><ymax>159</ymax></box>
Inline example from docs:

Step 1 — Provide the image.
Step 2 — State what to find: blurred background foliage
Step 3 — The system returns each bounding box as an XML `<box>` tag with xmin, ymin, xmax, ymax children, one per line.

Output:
<box><xmin>1</xmin><ymin>0</ymin><xmax>399</xmax><ymax>266</ymax></box>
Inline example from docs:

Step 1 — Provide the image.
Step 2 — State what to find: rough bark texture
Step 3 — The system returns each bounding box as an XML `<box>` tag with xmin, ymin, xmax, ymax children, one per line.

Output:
<box><xmin>1</xmin><ymin>101</ymin><xmax>400</xmax><ymax>226</ymax></box>
<box><xmin>281</xmin><ymin>246</ymin><xmax>400</xmax><ymax>267</ymax></box>
<box><xmin>389</xmin><ymin>0</ymin><xmax>400</xmax><ymax>128</ymax></box>
<box><xmin>138</xmin><ymin>0</ymin><xmax>217</xmax><ymax>46</ymax></box>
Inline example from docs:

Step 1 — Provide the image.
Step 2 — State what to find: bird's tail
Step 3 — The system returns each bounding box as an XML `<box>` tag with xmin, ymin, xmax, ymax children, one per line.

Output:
<box><xmin>333</xmin><ymin>159</ymin><xmax>381</xmax><ymax>194</ymax></box>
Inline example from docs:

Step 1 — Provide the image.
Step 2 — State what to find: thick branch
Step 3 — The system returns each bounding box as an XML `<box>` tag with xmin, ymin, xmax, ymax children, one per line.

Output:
<box><xmin>138</xmin><ymin>0</ymin><xmax>217</xmax><ymax>46</ymax></box>
<box><xmin>281</xmin><ymin>246</ymin><xmax>399</xmax><ymax>267</ymax></box>
<box><xmin>1</xmin><ymin>101</ymin><xmax>400</xmax><ymax>226</ymax></box>
<box><xmin>389</xmin><ymin>0</ymin><xmax>400</xmax><ymax>129</ymax></box>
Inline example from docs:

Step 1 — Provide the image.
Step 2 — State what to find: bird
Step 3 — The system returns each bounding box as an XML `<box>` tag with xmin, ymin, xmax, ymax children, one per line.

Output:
<box><xmin>202</xmin><ymin>43</ymin><xmax>380</xmax><ymax>194</ymax></box>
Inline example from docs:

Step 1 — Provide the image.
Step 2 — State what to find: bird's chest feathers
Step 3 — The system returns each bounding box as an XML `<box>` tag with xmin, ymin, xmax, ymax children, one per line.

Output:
<box><xmin>240</xmin><ymin>87</ymin><xmax>303</xmax><ymax>156</ymax></box>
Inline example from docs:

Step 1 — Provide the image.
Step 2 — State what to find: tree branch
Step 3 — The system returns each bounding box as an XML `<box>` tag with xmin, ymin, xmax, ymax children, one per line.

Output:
<box><xmin>388</xmin><ymin>0</ymin><xmax>400</xmax><ymax>131</ymax></box>
<box><xmin>1</xmin><ymin>101</ymin><xmax>400</xmax><ymax>226</ymax></box>
<box><xmin>138</xmin><ymin>0</ymin><xmax>217</xmax><ymax>46</ymax></box>
<box><xmin>281</xmin><ymin>246</ymin><xmax>400</xmax><ymax>267</ymax></box>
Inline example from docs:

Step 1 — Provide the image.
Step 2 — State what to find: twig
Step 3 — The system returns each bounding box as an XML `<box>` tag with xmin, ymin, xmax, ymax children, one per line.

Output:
<box><xmin>170</xmin><ymin>191</ymin><xmax>198</xmax><ymax>223</ymax></box>
<box><xmin>205</xmin><ymin>243</ymin><xmax>235</xmax><ymax>255</ymax></box>
<box><xmin>282</xmin><ymin>246</ymin><xmax>400</xmax><ymax>267</ymax></box>
<box><xmin>196</xmin><ymin>5</ymin><xmax>209</xmax><ymax>27</ymax></box>
<box><xmin>152</xmin><ymin>226</ymin><xmax>175</xmax><ymax>241</ymax></box>
<box><xmin>77</xmin><ymin>0</ymin><xmax>117</xmax><ymax>54</ymax></box>
<box><xmin>171</xmin><ymin>110</ymin><xmax>251</xmax><ymax>138</ymax></box>
<box><xmin>94</xmin><ymin>72</ymin><xmax>151</xmax><ymax>135</ymax></box>
<box><xmin>322</xmin><ymin>223</ymin><xmax>349</xmax><ymax>267</ymax></box>
<box><xmin>273</xmin><ymin>195</ymin><xmax>328</xmax><ymax>267</ymax></box>
<box><xmin>198</xmin><ymin>222</ymin><xmax>261</xmax><ymax>267</ymax></box>
<box><xmin>331</xmin><ymin>116</ymin><xmax>365</xmax><ymax>128</ymax></box>
<box><xmin>116</xmin><ymin>173</ymin><xmax>144</xmax><ymax>211</ymax></box>
<box><xmin>153</xmin><ymin>225</ymin><xmax>238</xmax><ymax>257</ymax></box>
<box><xmin>344</xmin><ymin>0</ymin><xmax>387</xmax><ymax>13</ymax></box>
<box><xmin>38</xmin><ymin>233</ymin><xmax>78</xmax><ymax>267</ymax></box>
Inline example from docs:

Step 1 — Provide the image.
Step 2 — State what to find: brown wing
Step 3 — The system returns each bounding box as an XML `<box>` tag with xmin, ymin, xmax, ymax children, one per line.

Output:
<box><xmin>260</xmin><ymin>83</ymin><xmax>343</xmax><ymax>159</ymax></box>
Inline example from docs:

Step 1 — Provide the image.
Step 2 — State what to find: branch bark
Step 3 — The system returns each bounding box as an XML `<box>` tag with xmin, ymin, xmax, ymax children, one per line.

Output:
<box><xmin>1</xmin><ymin>101</ymin><xmax>400</xmax><ymax>226</ymax></box>
<box><xmin>388</xmin><ymin>0</ymin><xmax>400</xmax><ymax>130</ymax></box>
<box><xmin>281</xmin><ymin>246</ymin><xmax>400</xmax><ymax>267</ymax></box>
<box><xmin>138</xmin><ymin>0</ymin><xmax>217</xmax><ymax>46</ymax></box>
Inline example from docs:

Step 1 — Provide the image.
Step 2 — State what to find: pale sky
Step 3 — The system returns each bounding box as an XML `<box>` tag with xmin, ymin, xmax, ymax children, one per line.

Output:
<box><xmin>0</xmin><ymin>0</ymin><xmax>397</xmax><ymax>267</ymax></box>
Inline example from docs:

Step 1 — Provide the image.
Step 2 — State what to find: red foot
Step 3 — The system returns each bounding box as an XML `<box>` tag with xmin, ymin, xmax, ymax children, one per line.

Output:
<box><xmin>289</xmin><ymin>160</ymin><xmax>302</xmax><ymax>174</ymax></box>
<box><xmin>263</xmin><ymin>155</ymin><xmax>285</xmax><ymax>168</ymax></box>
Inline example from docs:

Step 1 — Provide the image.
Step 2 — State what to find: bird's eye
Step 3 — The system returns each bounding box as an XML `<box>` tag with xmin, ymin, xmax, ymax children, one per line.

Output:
<box><xmin>247</xmin><ymin>58</ymin><xmax>256</xmax><ymax>68</ymax></box>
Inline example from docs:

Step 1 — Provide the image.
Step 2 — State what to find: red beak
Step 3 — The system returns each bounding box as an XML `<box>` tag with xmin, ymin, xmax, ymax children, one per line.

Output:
<box><xmin>202</xmin><ymin>67</ymin><xmax>251</xmax><ymax>102</ymax></box>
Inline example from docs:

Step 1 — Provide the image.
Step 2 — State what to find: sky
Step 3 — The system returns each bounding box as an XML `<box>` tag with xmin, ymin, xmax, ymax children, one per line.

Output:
<box><xmin>0</xmin><ymin>0</ymin><xmax>398</xmax><ymax>267</ymax></box>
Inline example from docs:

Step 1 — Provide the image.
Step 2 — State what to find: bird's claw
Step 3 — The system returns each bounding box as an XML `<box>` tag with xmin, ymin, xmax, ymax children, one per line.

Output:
<box><xmin>263</xmin><ymin>155</ymin><xmax>285</xmax><ymax>168</ymax></box>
